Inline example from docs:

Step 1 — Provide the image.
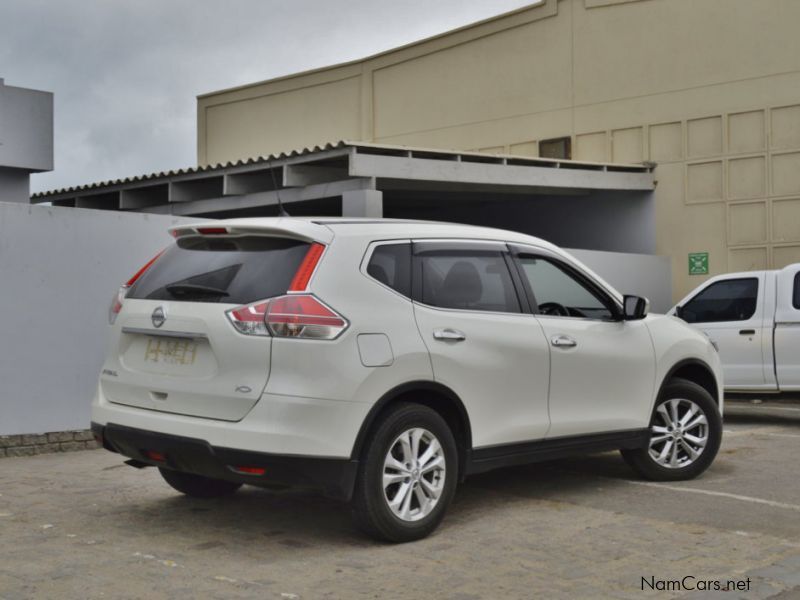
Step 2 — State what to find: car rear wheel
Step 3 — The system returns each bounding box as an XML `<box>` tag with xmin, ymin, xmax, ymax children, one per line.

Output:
<box><xmin>158</xmin><ymin>468</ymin><xmax>242</xmax><ymax>498</ymax></box>
<box><xmin>621</xmin><ymin>378</ymin><xmax>722</xmax><ymax>481</ymax></box>
<box><xmin>351</xmin><ymin>403</ymin><xmax>458</xmax><ymax>542</ymax></box>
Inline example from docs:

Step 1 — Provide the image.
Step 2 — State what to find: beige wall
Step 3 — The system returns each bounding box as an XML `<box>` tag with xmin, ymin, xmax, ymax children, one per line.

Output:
<box><xmin>197</xmin><ymin>0</ymin><xmax>800</xmax><ymax>300</ymax></box>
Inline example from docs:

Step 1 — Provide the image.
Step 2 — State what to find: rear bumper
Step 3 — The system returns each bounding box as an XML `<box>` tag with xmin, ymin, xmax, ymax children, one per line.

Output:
<box><xmin>92</xmin><ymin>422</ymin><xmax>358</xmax><ymax>501</ymax></box>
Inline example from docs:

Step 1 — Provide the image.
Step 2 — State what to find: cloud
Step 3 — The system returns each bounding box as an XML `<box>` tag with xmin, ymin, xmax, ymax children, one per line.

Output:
<box><xmin>0</xmin><ymin>0</ymin><xmax>533</xmax><ymax>194</ymax></box>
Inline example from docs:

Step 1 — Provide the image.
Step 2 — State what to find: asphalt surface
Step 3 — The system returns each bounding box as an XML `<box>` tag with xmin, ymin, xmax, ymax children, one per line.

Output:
<box><xmin>1</xmin><ymin>400</ymin><xmax>799</xmax><ymax>599</ymax></box>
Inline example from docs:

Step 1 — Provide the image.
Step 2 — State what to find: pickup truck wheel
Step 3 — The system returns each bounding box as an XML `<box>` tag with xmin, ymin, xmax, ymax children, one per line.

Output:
<box><xmin>621</xmin><ymin>378</ymin><xmax>722</xmax><ymax>481</ymax></box>
<box><xmin>351</xmin><ymin>403</ymin><xmax>458</xmax><ymax>543</ymax></box>
<box><xmin>158</xmin><ymin>468</ymin><xmax>242</xmax><ymax>498</ymax></box>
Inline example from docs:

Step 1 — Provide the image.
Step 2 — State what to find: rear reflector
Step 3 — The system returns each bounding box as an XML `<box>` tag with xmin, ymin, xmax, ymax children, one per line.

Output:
<box><xmin>229</xmin><ymin>466</ymin><xmax>266</xmax><ymax>476</ymax></box>
<box><xmin>144</xmin><ymin>450</ymin><xmax>166</xmax><ymax>462</ymax></box>
<box><xmin>288</xmin><ymin>243</ymin><xmax>325</xmax><ymax>291</ymax></box>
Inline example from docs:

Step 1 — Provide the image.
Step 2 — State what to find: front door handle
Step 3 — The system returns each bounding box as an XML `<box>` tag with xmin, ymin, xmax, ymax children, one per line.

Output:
<box><xmin>433</xmin><ymin>328</ymin><xmax>466</xmax><ymax>342</ymax></box>
<box><xmin>739</xmin><ymin>329</ymin><xmax>756</xmax><ymax>336</ymax></box>
<box><xmin>551</xmin><ymin>335</ymin><xmax>577</xmax><ymax>348</ymax></box>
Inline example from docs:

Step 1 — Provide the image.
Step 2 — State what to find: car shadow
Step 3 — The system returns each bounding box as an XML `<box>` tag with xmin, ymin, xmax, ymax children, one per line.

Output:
<box><xmin>102</xmin><ymin>451</ymin><xmax>637</xmax><ymax>551</ymax></box>
<box><xmin>724</xmin><ymin>408</ymin><xmax>800</xmax><ymax>427</ymax></box>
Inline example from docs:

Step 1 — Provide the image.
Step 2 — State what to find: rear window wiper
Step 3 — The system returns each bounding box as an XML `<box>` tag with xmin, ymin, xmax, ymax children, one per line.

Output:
<box><xmin>164</xmin><ymin>283</ymin><xmax>230</xmax><ymax>297</ymax></box>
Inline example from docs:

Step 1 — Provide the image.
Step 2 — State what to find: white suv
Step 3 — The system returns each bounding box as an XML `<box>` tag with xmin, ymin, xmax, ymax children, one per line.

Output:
<box><xmin>92</xmin><ymin>218</ymin><xmax>723</xmax><ymax>542</ymax></box>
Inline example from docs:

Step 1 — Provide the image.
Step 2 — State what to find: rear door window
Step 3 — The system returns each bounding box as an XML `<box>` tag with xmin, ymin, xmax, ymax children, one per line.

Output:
<box><xmin>127</xmin><ymin>236</ymin><xmax>310</xmax><ymax>304</ymax></box>
<box><xmin>681</xmin><ymin>278</ymin><xmax>758</xmax><ymax>323</ymax></box>
<box><xmin>414</xmin><ymin>250</ymin><xmax>520</xmax><ymax>313</ymax></box>
<box><xmin>794</xmin><ymin>272</ymin><xmax>800</xmax><ymax>310</ymax></box>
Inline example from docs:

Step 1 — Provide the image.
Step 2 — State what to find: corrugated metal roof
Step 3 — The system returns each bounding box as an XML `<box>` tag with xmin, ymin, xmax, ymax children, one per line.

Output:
<box><xmin>32</xmin><ymin>141</ymin><xmax>353</xmax><ymax>199</ymax></box>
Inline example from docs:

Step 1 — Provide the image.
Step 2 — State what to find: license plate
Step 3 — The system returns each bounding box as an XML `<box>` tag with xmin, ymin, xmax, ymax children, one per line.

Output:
<box><xmin>144</xmin><ymin>337</ymin><xmax>198</xmax><ymax>366</ymax></box>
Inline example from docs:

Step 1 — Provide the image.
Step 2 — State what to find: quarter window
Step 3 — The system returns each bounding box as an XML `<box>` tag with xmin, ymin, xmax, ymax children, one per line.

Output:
<box><xmin>680</xmin><ymin>278</ymin><xmax>758</xmax><ymax>323</ymax></box>
<box><xmin>518</xmin><ymin>257</ymin><xmax>615</xmax><ymax>320</ymax></box>
<box><xmin>367</xmin><ymin>243</ymin><xmax>412</xmax><ymax>298</ymax></box>
<box><xmin>793</xmin><ymin>272</ymin><xmax>800</xmax><ymax>310</ymax></box>
<box><xmin>416</xmin><ymin>251</ymin><xmax>520</xmax><ymax>313</ymax></box>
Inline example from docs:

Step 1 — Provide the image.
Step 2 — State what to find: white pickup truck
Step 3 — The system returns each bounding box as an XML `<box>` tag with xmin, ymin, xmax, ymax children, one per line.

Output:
<box><xmin>671</xmin><ymin>263</ymin><xmax>800</xmax><ymax>392</ymax></box>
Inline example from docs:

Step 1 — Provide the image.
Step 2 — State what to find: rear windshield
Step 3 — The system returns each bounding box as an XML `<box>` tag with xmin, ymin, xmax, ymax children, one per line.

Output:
<box><xmin>127</xmin><ymin>236</ymin><xmax>310</xmax><ymax>304</ymax></box>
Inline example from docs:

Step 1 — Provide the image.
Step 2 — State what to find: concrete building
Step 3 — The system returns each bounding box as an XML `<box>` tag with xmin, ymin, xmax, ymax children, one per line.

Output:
<box><xmin>0</xmin><ymin>79</ymin><xmax>53</xmax><ymax>202</ymax></box>
<box><xmin>193</xmin><ymin>0</ymin><xmax>800</xmax><ymax>300</ymax></box>
<box><xmin>33</xmin><ymin>0</ymin><xmax>800</xmax><ymax>301</ymax></box>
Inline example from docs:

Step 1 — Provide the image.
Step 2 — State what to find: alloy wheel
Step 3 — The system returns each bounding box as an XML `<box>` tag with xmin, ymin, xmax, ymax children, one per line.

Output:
<box><xmin>382</xmin><ymin>427</ymin><xmax>446</xmax><ymax>522</ymax></box>
<box><xmin>649</xmin><ymin>398</ymin><xmax>709</xmax><ymax>469</ymax></box>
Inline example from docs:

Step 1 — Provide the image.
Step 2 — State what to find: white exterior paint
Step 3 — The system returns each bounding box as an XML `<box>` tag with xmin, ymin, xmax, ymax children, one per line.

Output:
<box><xmin>671</xmin><ymin>263</ymin><xmax>800</xmax><ymax>392</ymax></box>
<box><xmin>92</xmin><ymin>217</ymin><xmax>722</xmax><ymax>457</ymax></box>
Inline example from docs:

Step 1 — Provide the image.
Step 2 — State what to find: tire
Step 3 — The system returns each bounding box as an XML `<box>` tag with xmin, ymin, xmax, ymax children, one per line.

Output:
<box><xmin>621</xmin><ymin>377</ymin><xmax>722</xmax><ymax>481</ymax></box>
<box><xmin>158</xmin><ymin>468</ymin><xmax>242</xmax><ymax>498</ymax></box>
<box><xmin>351</xmin><ymin>402</ymin><xmax>458</xmax><ymax>543</ymax></box>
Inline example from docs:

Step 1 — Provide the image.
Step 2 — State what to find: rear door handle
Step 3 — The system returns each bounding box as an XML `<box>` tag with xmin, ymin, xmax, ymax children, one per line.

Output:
<box><xmin>433</xmin><ymin>328</ymin><xmax>466</xmax><ymax>342</ymax></box>
<box><xmin>739</xmin><ymin>329</ymin><xmax>756</xmax><ymax>336</ymax></box>
<box><xmin>551</xmin><ymin>335</ymin><xmax>577</xmax><ymax>348</ymax></box>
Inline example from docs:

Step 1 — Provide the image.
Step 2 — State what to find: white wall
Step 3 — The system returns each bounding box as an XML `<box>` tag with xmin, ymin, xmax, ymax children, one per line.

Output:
<box><xmin>0</xmin><ymin>202</ymin><xmax>201</xmax><ymax>435</ymax></box>
<box><xmin>569</xmin><ymin>248</ymin><xmax>672</xmax><ymax>314</ymax></box>
<box><xmin>0</xmin><ymin>202</ymin><xmax>671</xmax><ymax>436</ymax></box>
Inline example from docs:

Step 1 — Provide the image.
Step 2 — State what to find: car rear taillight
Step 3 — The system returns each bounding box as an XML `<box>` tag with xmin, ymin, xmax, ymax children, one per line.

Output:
<box><xmin>266</xmin><ymin>295</ymin><xmax>348</xmax><ymax>339</ymax></box>
<box><xmin>109</xmin><ymin>285</ymin><xmax>128</xmax><ymax>325</ymax></box>
<box><xmin>289</xmin><ymin>243</ymin><xmax>325</xmax><ymax>292</ymax></box>
<box><xmin>108</xmin><ymin>249</ymin><xmax>165</xmax><ymax>325</ymax></box>
<box><xmin>226</xmin><ymin>294</ymin><xmax>348</xmax><ymax>340</ymax></box>
<box><xmin>226</xmin><ymin>301</ymin><xmax>270</xmax><ymax>336</ymax></box>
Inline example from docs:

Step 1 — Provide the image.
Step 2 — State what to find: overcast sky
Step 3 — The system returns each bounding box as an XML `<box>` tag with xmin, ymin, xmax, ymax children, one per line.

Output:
<box><xmin>0</xmin><ymin>0</ymin><xmax>533</xmax><ymax>194</ymax></box>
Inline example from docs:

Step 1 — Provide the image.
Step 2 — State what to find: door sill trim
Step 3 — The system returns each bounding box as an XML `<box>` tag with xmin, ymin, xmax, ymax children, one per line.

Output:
<box><xmin>466</xmin><ymin>428</ymin><xmax>649</xmax><ymax>475</ymax></box>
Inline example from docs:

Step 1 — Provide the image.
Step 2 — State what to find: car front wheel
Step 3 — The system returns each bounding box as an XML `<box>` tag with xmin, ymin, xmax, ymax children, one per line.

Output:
<box><xmin>621</xmin><ymin>378</ymin><xmax>722</xmax><ymax>481</ymax></box>
<box><xmin>351</xmin><ymin>403</ymin><xmax>458</xmax><ymax>542</ymax></box>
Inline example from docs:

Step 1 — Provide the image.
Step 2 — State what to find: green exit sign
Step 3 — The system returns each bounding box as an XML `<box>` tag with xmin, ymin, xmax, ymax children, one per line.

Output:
<box><xmin>688</xmin><ymin>252</ymin><xmax>709</xmax><ymax>275</ymax></box>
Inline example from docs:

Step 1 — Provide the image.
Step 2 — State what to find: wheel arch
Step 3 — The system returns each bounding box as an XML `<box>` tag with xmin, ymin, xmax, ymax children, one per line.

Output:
<box><xmin>660</xmin><ymin>358</ymin><xmax>720</xmax><ymax>406</ymax></box>
<box><xmin>350</xmin><ymin>381</ymin><xmax>473</xmax><ymax>479</ymax></box>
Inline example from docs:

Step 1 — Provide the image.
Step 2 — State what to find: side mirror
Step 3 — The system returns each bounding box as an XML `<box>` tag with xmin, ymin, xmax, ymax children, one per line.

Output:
<box><xmin>623</xmin><ymin>295</ymin><xmax>649</xmax><ymax>320</ymax></box>
<box><xmin>674</xmin><ymin>305</ymin><xmax>684</xmax><ymax>319</ymax></box>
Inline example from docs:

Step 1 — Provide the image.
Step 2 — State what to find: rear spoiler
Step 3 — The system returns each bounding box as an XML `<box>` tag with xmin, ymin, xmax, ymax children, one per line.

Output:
<box><xmin>168</xmin><ymin>219</ymin><xmax>334</xmax><ymax>245</ymax></box>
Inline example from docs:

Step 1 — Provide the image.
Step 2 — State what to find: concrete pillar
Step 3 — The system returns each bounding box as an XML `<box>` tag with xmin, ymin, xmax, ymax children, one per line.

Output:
<box><xmin>0</xmin><ymin>167</ymin><xmax>31</xmax><ymax>203</ymax></box>
<box><xmin>342</xmin><ymin>189</ymin><xmax>383</xmax><ymax>218</ymax></box>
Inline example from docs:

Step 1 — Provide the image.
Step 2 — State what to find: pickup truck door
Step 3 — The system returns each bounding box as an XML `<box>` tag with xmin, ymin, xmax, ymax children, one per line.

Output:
<box><xmin>678</xmin><ymin>274</ymin><xmax>767</xmax><ymax>390</ymax></box>
<box><xmin>774</xmin><ymin>263</ymin><xmax>800</xmax><ymax>391</ymax></box>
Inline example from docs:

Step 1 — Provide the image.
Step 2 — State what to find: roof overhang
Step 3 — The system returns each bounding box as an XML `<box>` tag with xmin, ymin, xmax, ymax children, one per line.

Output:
<box><xmin>31</xmin><ymin>141</ymin><xmax>655</xmax><ymax>215</ymax></box>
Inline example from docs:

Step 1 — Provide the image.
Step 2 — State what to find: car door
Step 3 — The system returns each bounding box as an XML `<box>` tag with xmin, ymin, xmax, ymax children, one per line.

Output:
<box><xmin>410</xmin><ymin>240</ymin><xmax>551</xmax><ymax>448</ymax></box>
<box><xmin>510</xmin><ymin>247</ymin><xmax>656</xmax><ymax>438</ymax></box>
<box><xmin>678</xmin><ymin>275</ymin><xmax>766</xmax><ymax>389</ymax></box>
<box><xmin>774</xmin><ymin>264</ymin><xmax>800</xmax><ymax>391</ymax></box>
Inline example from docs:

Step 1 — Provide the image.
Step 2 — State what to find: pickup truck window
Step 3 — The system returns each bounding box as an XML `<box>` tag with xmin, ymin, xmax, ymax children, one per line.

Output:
<box><xmin>681</xmin><ymin>278</ymin><xmax>758</xmax><ymax>323</ymax></box>
<box><xmin>794</xmin><ymin>272</ymin><xmax>800</xmax><ymax>310</ymax></box>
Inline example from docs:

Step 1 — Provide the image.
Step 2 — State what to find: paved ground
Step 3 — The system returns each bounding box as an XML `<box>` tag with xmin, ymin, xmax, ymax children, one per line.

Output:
<box><xmin>1</xmin><ymin>400</ymin><xmax>799</xmax><ymax>600</ymax></box>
